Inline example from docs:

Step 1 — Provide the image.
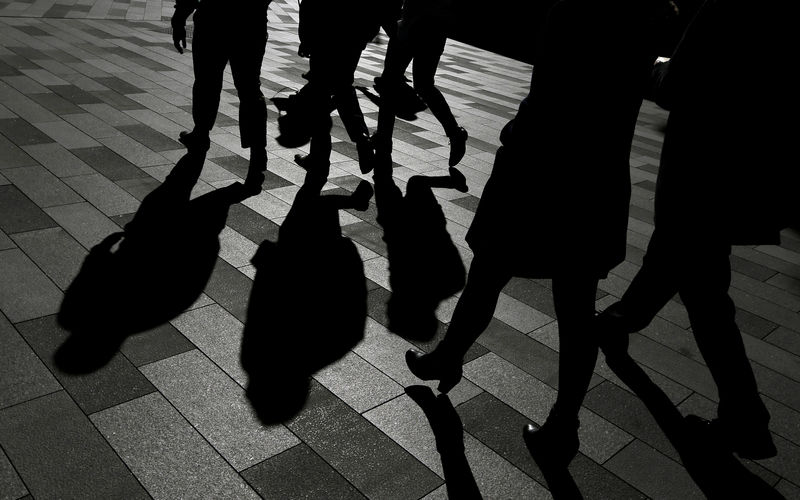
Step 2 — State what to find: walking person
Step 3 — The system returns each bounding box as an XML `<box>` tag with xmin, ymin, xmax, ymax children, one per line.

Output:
<box><xmin>371</xmin><ymin>0</ymin><xmax>468</xmax><ymax>174</ymax></box>
<box><xmin>597</xmin><ymin>0</ymin><xmax>796</xmax><ymax>460</ymax></box>
<box><xmin>171</xmin><ymin>0</ymin><xmax>271</xmax><ymax>191</ymax></box>
<box><xmin>404</xmin><ymin>0</ymin><xmax>678</xmax><ymax>467</ymax></box>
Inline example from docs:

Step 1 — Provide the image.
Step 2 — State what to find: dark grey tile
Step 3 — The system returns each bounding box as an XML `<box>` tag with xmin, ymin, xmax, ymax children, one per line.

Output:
<box><xmin>287</xmin><ymin>381</ymin><xmax>443</xmax><ymax>499</ymax></box>
<box><xmin>28</xmin><ymin>92</ymin><xmax>84</xmax><ymax>115</ymax></box>
<box><xmin>0</xmin><ymin>445</ymin><xmax>28</xmax><ymax>499</ymax></box>
<box><xmin>117</xmin><ymin>123</ymin><xmax>182</xmax><ymax>152</ymax></box>
<box><xmin>450</xmin><ymin>194</ymin><xmax>480</xmax><ymax>213</ymax></box>
<box><xmin>730</xmin><ymin>254</ymin><xmax>777</xmax><ymax>281</ymax></box>
<box><xmin>205</xmin><ymin>258</ymin><xmax>253</xmax><ymax>323</ymax></box>
<box><xmin>0</xmin><ymin>248</ymin><xmax>63</xmax><ymax>322</ymax></box>
<box><xmin>94</xmin><ymin>76</ymin><xmax>144</xmax><ymax>95</ymax></box>
<box><xmin>116</xmin><ymin>176</ymin><xmax>162</xmax><ymax>201</ymax></box>
<box><xmin>11</xmin><ymin>227</ymin><xmax>87</xmax><ymax>290</ymax></box>
<box><xmin>502</xmin><ymin>277</ymin><xmax>556</xmax><ymax>318</ymax></box>
<box><xmin>605</xmin><ymin>440</ymin><xmax>703</xmax><ymax>499</ymax></box>
<box><xmin>0</xmin><ymin>134</ymin><xmax>38</xmax><ymax>169</ymax></box>
<box><xmin>15</xmin><ymin>315</ymin><xmax>156</xmax><ymax>414</ymax></box>
<box><xmin>48</xmin><ymin>84</ymin><xmax>103</xmax><ymax>105</ymax></box>
<box><xmin>341</xmin><ymin>221</ymin><xmax>387</xmax><ymax>257</ymax></box>
<box><xmin>72</xmin><ymin>145</ymin><xmax>149</xmax><ymax>181</ymax></box>
<box><xmin>243</xmin><ymin>444</ymin><xmax>366</xmax><ymax>500</ymax></box>
<box><xmin>91</xmin><ymin>90</ymin><xmax>146</xmax><ymax>111</ymax></box>
<box><xmin>0</xmin><ymin>118</ymin><xmax>54</xmax><ymax>147</ymax></box>
<box><xmin>737</xmin><ymin>308</ymin><xmax>778</xmax><ymax>339</ymax></box>
<box><xmin>0</xmin><ymin>391</ymin><xmax>148</xmax><ymax>499</ymax></box>
<box><xmin>119</xmin><ymin>322</ymin><xmax>195</xmax><ymax>367</ymax></box>
<box><xmin>227</xmin><ymin>203</ymin><xmax>280</xmax><ymax>244</ymax></box>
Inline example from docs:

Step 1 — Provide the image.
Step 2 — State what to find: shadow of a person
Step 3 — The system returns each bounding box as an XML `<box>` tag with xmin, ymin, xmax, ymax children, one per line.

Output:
<box><xmin>241</xmin><ymin>175</ymin><xmax>374</xmax><ymax>424</ymax></box>
<box><xmin>405</xmin><ymin>385</ymin><xmax>481</xmax><ymax>499</ymax></box>
<box><xmin>373</xmin><ymin>168</ymin><xmax>467</xmax><ymax>341</ymax></box>
<box><xmin>604</xmin><ymin>349</ymin><xmax>784</xmax><ymax>499</ymax></box>
<box><xmin>55</xmin><ymin>152</ymin><xmax>248</xmax><ymax>373</ymax></box>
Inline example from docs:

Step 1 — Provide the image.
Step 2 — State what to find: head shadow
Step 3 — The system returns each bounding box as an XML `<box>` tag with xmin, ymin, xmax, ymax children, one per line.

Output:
<box><xmin>55</xmin><ymin>152</ymin><xmax>247</xmax><ymax>373</ymax></box>
<box><xmin>241</xmin><ymin>175</ymin><xmax>373</xmax><ymax>424</ymax></box>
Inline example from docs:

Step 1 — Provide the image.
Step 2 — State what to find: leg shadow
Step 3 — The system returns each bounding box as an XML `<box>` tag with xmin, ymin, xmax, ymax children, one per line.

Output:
<box><xmin>56</xmin><ymin>152</ymin><xmax>249</xmax><ymax>373</ymax></box>
<box><xmin>241</xmin><ymin>175</ymin><xmax>373</xmax><ymax>423</ymax></box>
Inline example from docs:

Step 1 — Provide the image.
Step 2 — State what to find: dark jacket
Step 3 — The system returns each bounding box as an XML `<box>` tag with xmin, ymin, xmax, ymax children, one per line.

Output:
<box><xmin>649</xmin><ymin>0</ymin><xmax>796</xmax><ymax>245</ymax></box>
<box><xmin>467</xmin><ymin>0</ymin><xmax>669</xmax><ymax>278</ymax></box>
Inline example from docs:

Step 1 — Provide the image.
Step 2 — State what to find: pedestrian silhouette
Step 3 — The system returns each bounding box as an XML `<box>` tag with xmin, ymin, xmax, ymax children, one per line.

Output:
<box><xmin>371</xmin><ymin>0</ymin><xmax>468</xmax><ymax>174</ymax></box>
<box><xmin>405</xmin><ymin>0</ymin><xmax>679</xmax><ymax>470</ymax></box>
<box><xmin>171</xmin><ymin>0</ymin><xmax>271</xmax><ymax>193</ymax></box>
<box><xmin>373</xmin><ymin>167</ymin><xmax>467</xmax><ymax>341</ymax></box>
<box><xmin>292</xmin><ymin>0</ymin><xmax>384</xmax><ymax>178</ymax></box>
<box><xmin>56</xmin><ymin>152</ymin><xmax>248</xmax><ymax>373</ymax></box>
<box><xmin>597</xmin><ymin>0</ymin><xmax>796</xmax><ymax>461</ymax></box>
<box><xmin>240</xmin><ymin>174</ymin><xmax>373</xmax><ymax>423</ymax></box>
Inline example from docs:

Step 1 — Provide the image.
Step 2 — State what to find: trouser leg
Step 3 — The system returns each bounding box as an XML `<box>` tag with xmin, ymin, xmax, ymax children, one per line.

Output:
<box><xmin>190</xmin><ymin>18</ymin><xmax>228</xmax><ymax>136</ymax></box>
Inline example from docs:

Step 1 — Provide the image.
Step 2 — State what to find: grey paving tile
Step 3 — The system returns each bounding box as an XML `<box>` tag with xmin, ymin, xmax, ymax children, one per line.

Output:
<box><xmin>0</xmin><ymin>185</ymin><xmax>56</xmax><ymax>234</ymax></box>
<box><xmin>170</xmin><ymin>304</ymin><xmax>247</xmax><ymax>385</ymax></box>
<box><xmin>2</xmin><ymin>165</ymin><xmax>82</xmax><ymax>207</ymax></box>
<box><xmin>15</xmin><ymin>315</ymin><xmax>155</xmax><ymax>414</ymax></box>
<box><xmin>62</xmin><ymin>173</ymin><xmax>140</xmax><ymax>216</ymax></box>
<box><xmin>71</xmin><ymin>145</ymin><xmax>149</xmax><ymax>181</ymax></box>
<box><xmin>44</xmin><ymin>201</ymin><xmax>121</xmax><ymax>249</ymax></box>
<box><xmin>218</xmin><ymin>226</ymin><xmax>259</xmax><ymax>268</ymax></box>
<box><xmin>0</xmin><ymin>133</ymin><xmax>37</xmax><ymax>170</ymax></box>
<box><xmin>287</xmin><ymin>380</ymin><xmax>443</xmax><ymax>499</ymax></box>
<box><xmin>0</xmin><ymin>312</ymin><xmax>60</xmax><ymax>410</ymax></box>
<box><xmin>226</xmin><ymin>203</ymin><xmax>281</xmax><ymax>244</ymax></box>
<box><xmin>314</xmin><ymin>351</ymin><xmax>405</xmax><ymax>413</ymax></box>
<box><xmin>605</xmin><ymin>440</ymin><xmax>704</xmax><ymax>500</ymax></box>
<box><xmin>463</xmin><ymin>353</ymin><xmax>633</xmax><ymax>464</ymax></box>
<box><xmin>738</xmin><ymin>307</ymin><xmax>779</xmax><ymax>339</ymax></box>
<box><xmin>0</xmin><ymin>249</ymin><xmax>62</xmax><ymax>323</ymax></box>
<box><xmin>79</xmin><ymin>102</ymin><xmax>140</xmax><ymax>126</ymax></box>
<box><xmin>765</xmin><ymin>327</ymin><xmax>800</xmax><ymax>357</ymax></box>
<box><xmin>766</xmin><ymin>273</ymin><xmax>800</xmax><ymax>298</ymax></box>
<box><xmin>20</xmin><ymin>142</ymin><xmax>96</xmax><ymax>177</ymax></box>
<box><xmin>752</xmin><ymin>362</ymin><xmax>800</xmax><ymax>413</ymax></box>
<box><xmin>0</xmin><ymin>118</ymin><xmax>54</xmax><ymax>147</ymax></box>
<box><xmin>242</xmin><ymin>444</ymin><xmax>365</xmax><ymax>500</ymax></box>
<box><xmin>0</xmin><ymin>391</ymin><xmax>148</xmax><ymax>500</ymax></box>
<box><xmin>119</xmin><ymin>322</ymin><xmax>195</xmax><ymax>367</ymax></box>
<box><xmin>0</xmin><ymin>445</ymin><xmax>28</xmax><ymax>500</ymax></box>
<box><xmin>117</xmin><ymin>123</ymin><xmax>182</xmax><ymax>152</ymax></box>
<box><xmin>62</xmin><ymin>111</ymin><xmax>122</xmax><ymax>139</ymax></box>
<box><xmin>341</xmin><ymin>221</ymin><xmax>388</xmax><ymax>258</ymax></box>
<box><xmin>99</xmin><ymin>134</ymin><xmax>168</xmax><ymax>168</ymax></box>
<box><xmin>141</xmin><ymin>350</ymin><xmax>299</xmax><ymax>470</ymax></box>
<box><xmin>204</xmin><ymin>257</ymin><xmax>253</xmax><ymax>323</ymax></box>
<box><xmin>502</xmin><ymin>277</ymin><xmax>557</xmax><ymax>318</ymax></box>
<box><xmin>28</xmin><ymin>91</ymin><xmax>83</xmax><ymax>115</ymax></box>
<box><xmin>91</xmin><ymin>392</ymin><xmax>260</xmax><ymax>500</ymax></box>
<box><xmin>33</xmin><ymin>119</ymin><xmax>99</xmax><ymax>149</ymax></box>
<box><xmin>730</xmin><ymin>287</ymin><xmax>800</xmax><ymax>333</ymax></box>
<box><xmin>11</xmin><ymin>227</ymin><xmax>87</xmax><ymax>290</ymax></box>
<box><xmin>757</xmin><ymin>433</ymin><xmax>800</xmax><ymax>488</ymax></box>
<box><xmin>776</xmin><ymin>479</ymin><xmax>800</xmax><ymax>499</ymax></box>
<box><xmin>494</xmin><ymin>292</ymin><xmax>554</xmax><ymax>334</ymax></box>
<box><xmin>0</xmin><ymin>229</ymin><xmax>12</xmax><ymax>250</ymax></box>
<box><xmin>116</xmin><ymin>175</ymin><xmax>162</xmax><ymax>200</ymax></box>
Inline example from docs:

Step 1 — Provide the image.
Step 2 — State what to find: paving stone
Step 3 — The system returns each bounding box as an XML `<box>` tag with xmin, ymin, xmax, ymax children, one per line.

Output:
<box><xmin>99</xmin><ymin>134</ymin><xmax>168</xmax><ymax>167</ymax></box>
<box><xmin>11</xmin><ymin>227</ymin><xmax>87</xmax><ymax>290</ymax></box>
<box><xmin>141</xmin><ymin>350</ymin><xmax>299</xmax><ymax>471</ymax></box>
<box><xmin>117</xmin><ymin>123</ymin><xmax>182</xmax><ymax>152</ymax></box>
<box><xmin>62</xmin><ymin>173</ymin><xmax>140</xmax><ymax>216</ymax></box>
<box><xmin>15</xmin><ymin>314</ymin><xmax>155</xmax><ymax>414</ymax></box>
<box><xmin>493</xmin><ymin>292</ymin><xmax>554</xmax><ymax>334</ymax></box>
<box><xmin>33</xmin><ymin>119</ymin><xmax>99</xmax><ymax>149</ymax></box>
<box><xmin>0</xmin><ymin>312</ymin><xmax>60</xmax><ymax>410</ymax></box>
<box><xmin>204</xmin><ymin>257</ymin><xmax>253</xmax><ymax>323</ymax></box>
<box><xmin>765</xmin><ymin>327</ymin><xmax>800</xmax><ymax>358</ymax></box>
<box><xmin>2</xmin><ymin>165</ymin><xmax>82</xmax><ymax>207</ymax></box>
<box><xmin>242</xmin><ymin>444</ymin><xmax>365</xmax><ymax>500</ymax></box>
<box><xmin>287</xmin><ymin>380</ymin><xmax>443</xmax><ymax>500</ymax></box>
<box><xmin>0</xmin><ymin>391</ymin><xmax>148</xmax><ymax>500</ymax></box>
<box><xmin>226</xmin><ymin>202</ymin><xmax>281</xmax><ymax>244</ymax></box>
<box><xmin>28</xmin><ymin>91</ymin><xmax>83</xmax><ymax>115</ymax></box>
<box><xmin>91</xmin><ymin>392</ymin><xmax>260</xmax><ymax>500</ymax></box>
<box><xmin>62</xmin><ymin>111</ymin><xmax>122</xmax><ymax>139</ymax></box>
<box><xmin>752</xmin><ymin>362</ymin><xmax>800</xmax><ymax>413</ymax></box>
<box><xmin>0</xmin><ymin>445</ymin><xmax>28</xmax><ymax>500</ymax></box>
<box><xmin>170</xmin><ymin>303</ymin><xmax>247</xmax><ymax>386</ymax></box>
<box><xmin>605</xmin><ymin>440</ymin><xmax>704</xmax><ymax>499</ymax></box>
<box><xmin>0</xmin><ymin>248</ymin><xmax>62</xmax><ymax>323</ymax></box>
<box><xmin>116</xmin><ymin>175</ymin><xmax>162</xmax><ymax>200</ymax></box>
<box><xmin>0</xmin><ymin>185</ymin><xmax>56</xmax><ymax>234</ymax></box>
<box><xmin>218</xmin><ymin>226</ymin><xmax>259</xmax><ymax>269</ymax></box>
<box><xmin>44</xmin><ymin>201</ymin><xmax>121</xmax><ymax>249</ymax></box>
<box><xmin>0</xmin><ymin>228</ymin><xmax>12</xmax><ymax>250</ymax></box>
<box><xmin>72</xmin><ymin>145</ymin><xmax>149</xmax><ymax>181</ymax></box>
<box><xmin>119</xmin><ymin>322</ymin><xmax>195</xmax><ymax>367</ymax></box>
<box><xmin>21</xmin><ymin>142</ymin><xmax>96</xmax><ymax>177</ymax></box>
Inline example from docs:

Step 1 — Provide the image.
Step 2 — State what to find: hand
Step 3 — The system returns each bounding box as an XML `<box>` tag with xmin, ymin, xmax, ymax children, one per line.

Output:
<box><xmin>171</xmin><ymin>18</ymin><xmax>187</xmax><ymax>54</ymax></box>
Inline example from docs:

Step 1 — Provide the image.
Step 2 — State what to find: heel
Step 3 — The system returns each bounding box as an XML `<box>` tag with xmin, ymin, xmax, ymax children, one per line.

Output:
<box><xmin>436</xmin><ymin>372</ymin><xmax>461</xmax><ymax>394</ymax></box>
<box><xmin>405</xmin><ymin>348</ymin><xmax>463</xmax><ymax>394</ymax></box>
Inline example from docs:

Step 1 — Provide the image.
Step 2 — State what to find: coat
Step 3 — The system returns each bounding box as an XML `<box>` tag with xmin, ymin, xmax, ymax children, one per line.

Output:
<box><xmin>649</xmin><ymin>0</ymin><xmax>797</xmax><ymax>245</ymax></box>
<box><xmin>467</xmin><ymin>0</ymin><xmax>670</xmax><ymax>278</ymax></box>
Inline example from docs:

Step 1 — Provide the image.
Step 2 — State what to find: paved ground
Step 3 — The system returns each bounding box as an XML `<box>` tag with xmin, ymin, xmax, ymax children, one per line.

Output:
<box><xmin>1</xmin><ymin>0</ymin><xmax>799</xmax><ymax>499</ymax></box>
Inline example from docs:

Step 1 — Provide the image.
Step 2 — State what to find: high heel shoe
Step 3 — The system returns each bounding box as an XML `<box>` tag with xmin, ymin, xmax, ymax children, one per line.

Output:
<box><xmin>405</xmin><ymin>348</ymin><xmax>463</xmax><ymax>394</ymax></box>
<box><xmin>447</xmin><ymin>126</ymin><xmax>468</xmax><ymax>167</ymax></box>
<box><xmin>523</xmin><ymin>411</ymin><xmax>580</xmax><ymax>468</ymax></box>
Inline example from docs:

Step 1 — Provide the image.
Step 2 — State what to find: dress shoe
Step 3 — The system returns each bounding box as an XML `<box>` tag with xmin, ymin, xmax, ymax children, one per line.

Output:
<box><xmin>523</xmin><ymin>416</ymin><xmax>580</xmax><ymax>468</ymax></box>
<box><xmin>351</xmin><ymin>180</ymin><xmax>374</xmax><ymax>211</ymax></box>
<box><xmin>595</xmin><ymin>302</ymin><xmax>634</xmax><ymax>359</ymax></box>
<box><xmin>356</xmin><ymin>137</ymin><xmax>376</xmax><ymax>174</ymax></box>
<box><xmin>688</xmin><ymin>415</ymin><xmax>778</xmax><ymax>460</ymax></box>
<box><xmin>178</xmin><ymin>130</ymin><xmax>210</xmax><ymax>152</ymax></box>
<box><xmin>448</xmin><ymin>127</ymin><xmax>468</xmax><ymax>167</ymax></box>
<box><xmin>448</xmin><ymin>167</ymin><xmax>468</xmax><ymax>193</ymax></box>
<box><xmin>405</xmin><ymin>348</ymin><xmax>462</xmax><ymax>394</ymax></box>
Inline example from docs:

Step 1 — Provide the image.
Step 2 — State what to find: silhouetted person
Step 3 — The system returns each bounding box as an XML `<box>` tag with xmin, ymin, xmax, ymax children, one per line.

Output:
<box><xmin>171</xmin><ymin>0</ymin><xmax>270</xmax><ymax>192</ymax></box>
<box><xmin>292</xmin><ymin>0</ymin><xmax>383</xmax><ymax>177</ymax></box>
<box><xmin>241</xmin><ymin>174</ymin><xmax>373</xmax><ymax>423</ymax></box>
<box><xmin>56</xmin><ymin>152</ymin><xmax>247</xmax><ymax>373</ymax></box>
<box><xmin>597</xmin><ymin>0</ymin><xmax>796</xmax><ymax>461</ymax></box>
<box><xmin>374</xmin><ymin>167</ymin><xmax>467</xmax><ymax>340</ymax></box>
<box><xmin>371</xmin><ymin>0</ymin><xmax>468</xmax><ymax>173</ymax></box>
<box><xmin>405</xmin><ymin>0</ymin><xmax>678</xmax><ymax>468</ymax></box>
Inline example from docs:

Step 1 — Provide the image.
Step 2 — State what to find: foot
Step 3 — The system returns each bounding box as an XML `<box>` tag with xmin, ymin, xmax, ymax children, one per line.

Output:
<box><xmin>294</xmin><ymin>153</ymin><xmax>310</xmax><ymax>169</ymax></box>
<box><xmin>595</xmin><ymin>302</ymin><xmax>634</xmax><ymax>360</ymax></box>
<box><xmin>523</xmin><ymin>416</ymin><xmax>580</xmax><ymax>468</ymax></box>
<box><xmin>448</xmin><ymin>127</ymin><xmax>468</xmax><ymax>167</ymax></box>
<box><xmin>405</xmin><ymin>348</ymin><xmax>463</xmax><ymax>394</ymax></box>
<box><xmin>356</xmin><ymin>138</ymin><xmax>376</xmax><ymax>174</ymax></box>
<box><xmin>448</xmin><ymin>167</ymin><xmax>468</xmax><ymax>193</ymax></box>
<box><xmin>694</xmin><ymin>416</ymin><xmax>778</xmax><ymax>460</ymax></box>
<box><xmin>178</xmin><ymin>130</ymin><xmax>210</xmax><ymax>153</ymax></box>
<box><xmin>351</xmin><ymin>180</ymin><xmax>374</xmax><ymax>211</ymax></box>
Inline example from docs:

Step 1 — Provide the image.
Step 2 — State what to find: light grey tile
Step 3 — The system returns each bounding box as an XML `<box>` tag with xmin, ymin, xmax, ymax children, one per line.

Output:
<box><xmin>91</xmin><ymin>392</ymin><xmax>260</xmax><ymax>500</ymax></box>
<box><xmin>62</xmin><ymin>173</ymin><xmax>139</xmax><ymax>216</ymax></box>
<box><xmin>0</xmin><ymin>391</ymin><xmax>148</xmax><ymax>499</ymax></box>
<box><xmin>0</xmin><ymin>312</ymin><xmax>60</xmax><ymax>410</ymax></box>
<box><xmin>170</xmin><ymin>304</ymin><xmax>247</xmax><ymax>385</ymax></box>
<box><xmin>3</xmin><ymin>165</ymin><xmax>82</xmax><ymax>207</ymax></box>
<box><xmin>99</xmin><ymin>134</ymin><xmax>168</xmax><ymax>168</ymax></box>
<box><xmin>62</xmin><ymin>112</ymin><xmax>123</xmax><ymax>139</ymax></box>
<box><xmin>141</xmin><ymin>350</ymin><xmax>299</xmax><ymax>471</ymax></box>
<box><xmin>44</xmin><ymin>202</ymin><xmax>121</xmax><ymax>249</ymax></box>
<box><xmin>218</xmin><ymin>226</ymin><xmax>259</xmax><ymax>269</ymax></box>
<box><xmin>21</xmin><ymin>143</ymin><xmax>96</xmax><ymax>178</ymax></box>
<box><xmin>11</xmin><ymin>227</ymin><xmax>88</xmax><ymax>290</ymax></box>
<box><xmin>0</xmin><ymin>249</ymin><xmax>62</xmax><ymax>323</ymax></box>
<box><xmin>314</xmin><ymin>351</ymin><xmax>404</xmax><ymax>413</ymax></box>
<box><xmin>34</xmin><ymin>120</ymin><xmax>99</xmax><ymax>149</ymax></box>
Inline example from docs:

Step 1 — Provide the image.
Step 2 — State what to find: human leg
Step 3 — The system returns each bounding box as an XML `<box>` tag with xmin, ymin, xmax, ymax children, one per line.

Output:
<box><xmin>184</xmin><ymin>16</ymin><xmax>228</xmax><ymax>150</ymax></box>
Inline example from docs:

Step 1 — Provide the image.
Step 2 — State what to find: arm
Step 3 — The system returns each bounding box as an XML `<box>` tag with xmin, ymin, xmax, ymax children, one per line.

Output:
<box><xmin>171</xmin><ymin>0</ymin><xmax>198</xmax><ymax>54</ymax></box>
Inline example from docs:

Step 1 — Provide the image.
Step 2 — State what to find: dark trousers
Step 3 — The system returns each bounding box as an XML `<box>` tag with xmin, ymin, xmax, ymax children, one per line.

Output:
<box><xmin>619</xmin><ymin>229</ymin><xmax>770</xmax><ymax>426</ymax></box>
<box><xmin>191</xmin><ymin>9</ymin><xmax>268</xmax><ymax>149</ymax></box>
